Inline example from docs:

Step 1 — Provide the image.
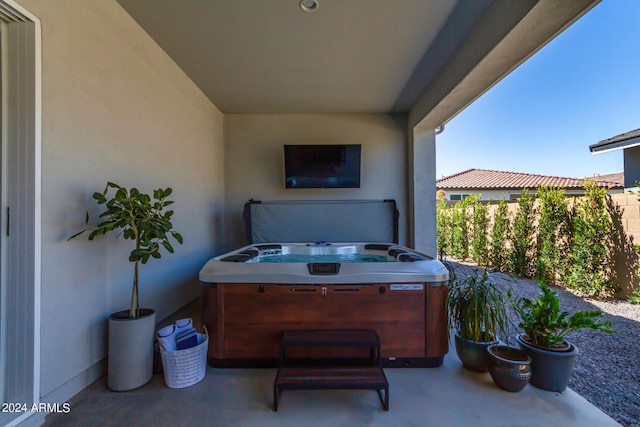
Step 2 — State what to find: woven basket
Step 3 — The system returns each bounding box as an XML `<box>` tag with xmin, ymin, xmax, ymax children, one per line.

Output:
<box><xmin>159</xmin><ymin>326</ymin><xmax>208</xmax><ymax>388</ymax></box>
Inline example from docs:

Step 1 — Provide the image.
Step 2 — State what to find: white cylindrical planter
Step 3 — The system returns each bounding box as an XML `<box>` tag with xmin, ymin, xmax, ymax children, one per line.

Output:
<box><xmin>108</xmin><ymin>309</ymin><xmax>156</xmax><ymax>391</ymax></box>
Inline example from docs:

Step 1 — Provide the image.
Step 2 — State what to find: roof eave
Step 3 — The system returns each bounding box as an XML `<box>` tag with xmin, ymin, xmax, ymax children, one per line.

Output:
<box><xmin>590</xmin><ymin>136</ymin><xmax>640</xmax><ymax>155</ymax></box>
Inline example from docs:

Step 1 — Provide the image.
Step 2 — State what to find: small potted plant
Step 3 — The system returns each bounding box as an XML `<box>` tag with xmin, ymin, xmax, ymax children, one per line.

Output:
<box><xmin>513</xmin><ymin>283</ymin><xmax>614</xmax><ymax>392</ymax></box>
<box><xmin>446</xmin><ymin>267</ymin><xmax>510</xmax><ymax>372</ymax></box>
<box><xmin>69</xmin><ymin>182</ymin><xmax>183</xmax><ymax>391</ymax></box>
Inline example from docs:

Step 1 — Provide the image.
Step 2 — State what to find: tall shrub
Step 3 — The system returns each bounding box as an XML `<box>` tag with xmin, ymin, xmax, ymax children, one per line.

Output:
<box><xmin>511</xmin><ymin>188</ymin><xmax>537</xmax><ymax>277</ymax></box>
<box><xmin>490</xmin><ymin>196</ymin><xmax>511</xmax><ymax>271</ymax></box>
<box><xmin>565</xmin><ymin>180</ymin><xmax>616</xmax><ymax>298</ymax></box>
<box><xmin>536</xmin><ymin>185</ymin><xmax>570</xmax><ymax>286</ymax></box>
<box><xmin>436</xmin><ymin>198</ymin><xmax>452</xmax><ymax>256</ymax></box>
<box><xmin>451</xmin><ymin>198</ymin><xmax>472</xmax><ymax>260</ymax></box>
<box><xmin>470</xmin><ymin>196</ymin><xmax>490</xmax><ymax>266</ymax></box>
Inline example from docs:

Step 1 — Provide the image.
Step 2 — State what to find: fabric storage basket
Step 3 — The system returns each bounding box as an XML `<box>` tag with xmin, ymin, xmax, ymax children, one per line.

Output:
<box><xmin>160</xmin><ymin>326</ymin><xmax>208</xmax><ymax>388</ymax></box>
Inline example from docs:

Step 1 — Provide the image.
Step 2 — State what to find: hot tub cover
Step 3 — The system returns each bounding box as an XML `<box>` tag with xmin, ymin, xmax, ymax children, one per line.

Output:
<box><xmin>244</xmin><ymin>200</ymin><xmax>399</xmax><ymax>244</ymax></box>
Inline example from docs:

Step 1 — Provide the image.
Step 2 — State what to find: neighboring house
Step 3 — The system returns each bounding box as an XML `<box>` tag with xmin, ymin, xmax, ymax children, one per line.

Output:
<box><xmin>1</xmin><ymin>1</ymin><xmax>602</xmax><ymax>425</ymax></box>
<box><xmin>437</xmin><ymin>168</ymin><xmax>623</xmax><ymax>201</ymax></box>
<box><xmin>592</xmin><ymin>171</ymin><xmax>625</xmax><ymax>187</ymax></box>
<box><xmin>590</xmin><ymin>128</ymin><xmax>640</xmax><ymax>191</ymax></box>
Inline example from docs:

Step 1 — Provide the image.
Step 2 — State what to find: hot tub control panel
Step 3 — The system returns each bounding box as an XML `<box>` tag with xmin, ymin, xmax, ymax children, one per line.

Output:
<box><xmin>307</xmin><ymin>262</ymin><xmax>341</xmax><ymax>275</ymax></box>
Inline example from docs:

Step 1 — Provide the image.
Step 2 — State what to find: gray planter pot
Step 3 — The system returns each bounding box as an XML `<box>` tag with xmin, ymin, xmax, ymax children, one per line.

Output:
<box><xmin>515</xmin><ymin>333</ymin><xmax>578</xmax><ymax>392</ymax></box>
<box><xmin>487</xmin><ymin>344</ymin><xmax>531</xmax><ymax>392</ymax></box>
<box><xmin>454</xmin><ymin>333</ymin><xmax>498</xmax><ymax>372</ymax></box>
<box><xmin>108</xmin><ymin>309</ymin><xmax>156</xmax><ymax>391</ymax></box>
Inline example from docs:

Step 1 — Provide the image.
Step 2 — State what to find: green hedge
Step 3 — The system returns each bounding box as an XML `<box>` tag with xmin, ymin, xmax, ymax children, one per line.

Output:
<box><xmin>436</xmin><ymin>182</ymin><xmax>619</xmax><ymax>299</ymax></box>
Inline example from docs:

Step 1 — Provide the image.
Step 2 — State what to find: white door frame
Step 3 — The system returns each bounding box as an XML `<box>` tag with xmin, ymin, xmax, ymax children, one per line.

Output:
<box><xmin>0</xmin><ymin>20</ymin><xmax>5</xmax><ymax>408</ymax></box>
<box><xmin>0</xmin><ymin>1</ymin><xmax>41</xmax><ymax>426</ymax></box>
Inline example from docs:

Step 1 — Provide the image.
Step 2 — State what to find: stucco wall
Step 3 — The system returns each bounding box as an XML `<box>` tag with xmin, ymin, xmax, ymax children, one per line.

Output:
<box><xmin>224</xmin><ymin>114</ymin><xmax>407</xmax><ymax>251</ymax></box>
<box><xmin>610</xmin><ymin>192</ymin><xmax>640</xmax><ymax>249</ymax></box>
<box><xmin>16</xmin><ymin>0</ymin><xmax>225</xmax><ymax>401</ymax></box>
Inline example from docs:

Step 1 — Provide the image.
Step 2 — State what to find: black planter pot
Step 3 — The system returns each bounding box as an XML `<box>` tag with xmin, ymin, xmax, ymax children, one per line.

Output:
<box><xmin>454</xmin><ymin>333</ymin><xmax>498</xmax><ymax>372</ymax></box>
<box><xmin>487</xmin><ymin>344</ymin><xmax>531</xmax><ymax>392</ymax></box>
<box><xmin>515</xmin><ymin>334</ymin><xmax>578</xmax><ymax>392</ymax></box>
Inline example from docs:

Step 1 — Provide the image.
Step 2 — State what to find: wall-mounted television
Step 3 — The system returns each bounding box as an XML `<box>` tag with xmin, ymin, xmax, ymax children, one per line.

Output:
<box><xmin>284</xmin><ymin>144</ymin><xmax>361</xmax><ymax>189</ymax></box>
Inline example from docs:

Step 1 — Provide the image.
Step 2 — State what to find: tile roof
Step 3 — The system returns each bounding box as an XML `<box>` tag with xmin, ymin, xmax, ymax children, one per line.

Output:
<box><xmin>436</xmin><ymin>169</ymin><xmax>623</xmax><ymax>190</ymax></box>
<box><xmin>590</xmin><ymin>128</ymin><xmax>640</xmax><ymax>153</ymax></box>
<box><xmin>592</xmin><ymin>171</ymin><xmax>624</xmax><ymax>186</ymax></box>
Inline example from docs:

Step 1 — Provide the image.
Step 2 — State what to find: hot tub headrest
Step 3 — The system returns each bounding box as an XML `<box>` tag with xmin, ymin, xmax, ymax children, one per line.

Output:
<box><xmin>239</xmin><ymin>249</ymin><xmax>259</xmax><ymax>259</ymax></box>
<box><xmin>398</xmin><ymin>253</ymin><xmax>425</xmax><ymax>262</ymax></box>
<box><xmin>388</xmin><ymin>248</ymin><xmax>407</xmax><ymax>258</ymax></box>
<box><xmin>220</xmin><ymin>254</ymin><xmax>251</xmax><ymax>263</ymax></box>
<box><xmin>365</xmin><ymin>243</ymin><xmax>392</xmax><ymax>251</ymax></box>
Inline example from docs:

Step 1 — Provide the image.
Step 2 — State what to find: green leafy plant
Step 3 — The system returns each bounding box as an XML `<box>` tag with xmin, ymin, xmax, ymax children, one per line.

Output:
<box><xmin>447</xmin><ymin>267</ymin><xmax>511</xmax><ymax>343</ymax></box>
<box><xmin>513</xmin><ymin>283</ymin><xmax>614</xmax><ymax>349</ymax></box>
<box><xmin>69</xmin><ymin>182</ymin><xmax>183</xmax><ymax>319</ymax></box>
<box><xmin>470</xmin><ymin>195</ymin><xmax>490</xmax><ymax>267</ymax></box>
<box><xmin>629</xmin><ymin>185</ymin><xmax>640</xmax><ymax>304</ymax></box>
<box><xmin>631</xmin><ymin>243</ymin><xmax>640</xmax><ymax>304</ymax></box>
<box><xmin>436</xmin><ymin>198</ymin><xmax>452</xmax><ymax>256</ymax></box>
<box><xmin>511</xmin><ymin>189</ymin><xmax>537</xmax><ymax>277</ymax></box>
<box><xmin>490</xmin><ymin>195</ymin><xmax>511</xmax><ymax>271</ymax></box>
<box><xmin>565</xmin><ymin>179</ymin><xmax>616</xmax><ymax>298</ymax></box>
<box><xmin>451</xmin><ymin>198</ymin><xmax>472</xmax><ymax>260</ymax></box>
<box><xmin>536</xmin><ymin>185</ymin><xmax>570</xmax><ymax>285</ymax></box>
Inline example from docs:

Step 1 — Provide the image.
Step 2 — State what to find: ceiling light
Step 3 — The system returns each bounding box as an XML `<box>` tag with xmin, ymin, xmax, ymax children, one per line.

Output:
<box><xmin>299</xmin><ymin>0</ymin><xmax>319</xmax><ymax>13</ymax></box>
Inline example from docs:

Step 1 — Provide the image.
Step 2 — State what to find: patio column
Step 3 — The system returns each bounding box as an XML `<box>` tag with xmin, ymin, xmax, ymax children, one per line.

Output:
<box><xmin>408</xmin><ymin>127</ymin><xmax>436</xmax><ymax>257</ymax></box>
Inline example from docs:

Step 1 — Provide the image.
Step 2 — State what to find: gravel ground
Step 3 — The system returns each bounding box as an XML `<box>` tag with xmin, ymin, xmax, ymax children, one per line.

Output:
<box><xmin>447</xmin><ymin>260</ymin><xmax>640</xmax><ymax>427</ymax></box>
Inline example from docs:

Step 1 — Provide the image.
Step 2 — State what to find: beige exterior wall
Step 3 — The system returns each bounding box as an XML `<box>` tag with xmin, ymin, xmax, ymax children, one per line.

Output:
<box><xmin>610</xmin><ymin>193</ymin><xmax>640</xmax><ymax>245</ymax></box>
<box><xmin>16</xmin><ymin>0</ymin><xmax>225</xmax><ymax>402</ymax></box>
<box><xmin>224</xmin><ymin>114</ymin><xmax>407</xmax><ymax>251</ymax></box>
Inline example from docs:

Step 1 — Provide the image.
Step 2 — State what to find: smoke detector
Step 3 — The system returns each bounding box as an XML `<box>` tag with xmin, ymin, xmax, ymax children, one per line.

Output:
<box><xmin>299</xmin><ymin>0</ymin><xmax>319</xmax><ymax>12</ymax></box>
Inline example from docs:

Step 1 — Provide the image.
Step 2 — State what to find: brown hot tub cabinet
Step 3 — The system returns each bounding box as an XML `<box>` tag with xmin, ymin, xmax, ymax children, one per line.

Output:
<box><xmin>201</xmin><ymin>281</ymin><xmax>448</xmax><ymax>368</ymax></box>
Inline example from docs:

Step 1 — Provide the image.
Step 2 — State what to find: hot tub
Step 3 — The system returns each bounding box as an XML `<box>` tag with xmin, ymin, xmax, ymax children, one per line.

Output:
<box><xmin>200</xmin><ymin>242</ymin><xmax>450</xmax><ymax>368</ymax></box>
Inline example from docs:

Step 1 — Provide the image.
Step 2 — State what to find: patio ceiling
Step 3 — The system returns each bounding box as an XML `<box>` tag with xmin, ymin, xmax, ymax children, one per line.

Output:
<box><xmin>116</xmin><ymin>0</ymin><xmax>600</xmax><ymax>123</ymax></box>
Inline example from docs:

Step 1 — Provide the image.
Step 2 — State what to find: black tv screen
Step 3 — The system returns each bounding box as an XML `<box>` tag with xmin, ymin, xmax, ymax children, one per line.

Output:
<box><xmin>284</xmin><ymin>144</ymin><xmax>361</xmax><ymax>189</ymax></box>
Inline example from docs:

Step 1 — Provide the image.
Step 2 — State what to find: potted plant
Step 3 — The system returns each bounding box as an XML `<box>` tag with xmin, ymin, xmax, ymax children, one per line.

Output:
<box><xmin>446</xmin><ymin>267</ymin><xmax>510</xmax><ymax>372</ymax></box>
<box><xmin>513</xmin><ymin>283</ymin><xmax>614</xmax><ymax>392</ymax></box>
<box><xmin>69</xmin><ymin>182</ymin><xmax>183</xmax><ymax>391</ymax></box>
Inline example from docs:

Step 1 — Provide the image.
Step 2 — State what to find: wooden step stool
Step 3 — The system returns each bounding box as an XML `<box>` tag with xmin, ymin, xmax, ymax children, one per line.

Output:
<box><xmin>273</xmin><ymin>329</ymin><xmax>389</xmax><ymax>411</ymax></box>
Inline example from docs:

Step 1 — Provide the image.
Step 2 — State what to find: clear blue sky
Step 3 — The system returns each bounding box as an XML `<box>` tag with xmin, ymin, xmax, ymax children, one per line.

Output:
<box><xmin>436</xmin><ymin>0</ymin><xmax>640</xmax><ymax>180</ymax></box>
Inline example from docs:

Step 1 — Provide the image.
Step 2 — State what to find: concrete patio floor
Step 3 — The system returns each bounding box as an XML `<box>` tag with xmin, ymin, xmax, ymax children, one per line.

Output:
<box><xmin>42</xmin><ymin>350</ymin><xmax>619</xmax><ymax>427</ymax></box>
<box><xmin>36</xmin><ymin>298</ymin><xmax>620</xmax><ymax>427</ymax></box>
